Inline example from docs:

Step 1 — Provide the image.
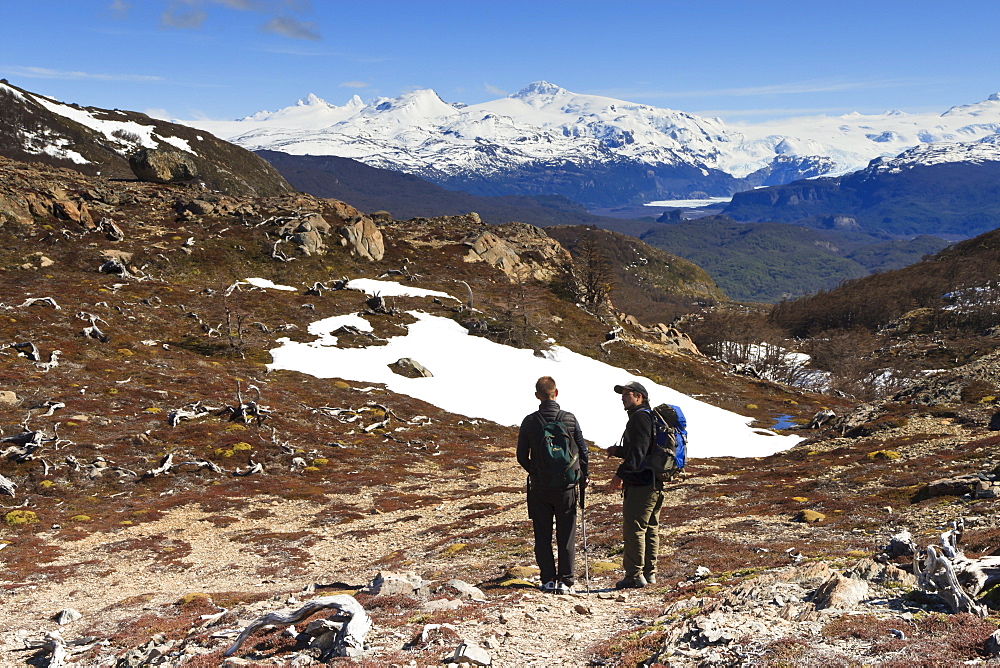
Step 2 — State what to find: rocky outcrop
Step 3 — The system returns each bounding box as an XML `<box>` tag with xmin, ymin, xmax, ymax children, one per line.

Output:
<box><xmin>617</xmin><ymin>313</ymin><xmax>701</xmax><ymax>355</ymax></box>
<box><xmin>462</xmin><ymin>222</ymin><xmax>571</xmax><ymax>282</ymax></box>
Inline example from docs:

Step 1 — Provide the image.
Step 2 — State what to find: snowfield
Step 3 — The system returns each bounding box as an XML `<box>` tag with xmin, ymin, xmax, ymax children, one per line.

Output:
<box><xmin>264</xmin><ymin>280</ymin><xmax>802</xmax><ymax>459</ymax></box>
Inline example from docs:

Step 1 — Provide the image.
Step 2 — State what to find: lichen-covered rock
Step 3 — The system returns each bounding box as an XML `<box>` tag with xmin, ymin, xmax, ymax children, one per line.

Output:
<box><xmin>794</xmin><ymin>509</ymin><xmax>826</xmax><ymax>523</ymax></box>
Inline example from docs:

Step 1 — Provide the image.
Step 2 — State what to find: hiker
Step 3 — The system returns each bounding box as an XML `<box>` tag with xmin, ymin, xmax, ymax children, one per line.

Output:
<box><xmin>606</xmin><ymin>380</ymin><xmax>662</xmax><ymax>589</ymax></box>
<box><xmin>516</xmin><ymin>376</ymin><xmax>588</xmax><ymax>594</ymax></box>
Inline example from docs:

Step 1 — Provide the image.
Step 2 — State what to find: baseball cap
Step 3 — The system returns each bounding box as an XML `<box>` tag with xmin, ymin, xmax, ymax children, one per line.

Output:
<box><xmin>614</xmin><ymin>381</ymin><xmax>649</xmax><ymax>401</ymax></box>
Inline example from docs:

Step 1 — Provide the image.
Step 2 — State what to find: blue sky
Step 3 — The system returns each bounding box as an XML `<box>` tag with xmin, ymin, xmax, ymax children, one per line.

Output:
<box><xmin>2</xmin><ymin>1</ymin><xmax>997</xmax><ymax>123</ymax></box>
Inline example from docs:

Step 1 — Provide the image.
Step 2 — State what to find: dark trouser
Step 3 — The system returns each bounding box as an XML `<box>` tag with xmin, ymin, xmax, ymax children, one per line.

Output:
<box><xmin>527</xmin><ymin>485</ymin><xmax>578</xmax><ymax>585</ymax></box>
<box><xmin>622</xmin><ymin>483</ymin><xmax>664</xmax><ymax>579</ymax></box>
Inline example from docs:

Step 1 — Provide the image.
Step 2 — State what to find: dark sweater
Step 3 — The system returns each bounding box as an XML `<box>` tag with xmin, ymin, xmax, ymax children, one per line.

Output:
<box><xmin>516</xmin><ymin>399</ymin><xmax>589</xmax><ymax>486</ymax></box>
<box><xmin>608</xmin><ymin>405</ymin><xmax>655</xmax><ymax>486</ymax></box>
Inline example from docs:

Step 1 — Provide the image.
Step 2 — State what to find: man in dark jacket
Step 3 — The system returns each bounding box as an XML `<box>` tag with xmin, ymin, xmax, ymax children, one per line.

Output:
<box><xmin>517</xmin><ymin>376</ymin><xmax>588</xmax><ymax>595</ymax></box>
<box><xmin>606</xmin><ymin>380</ymin><xmax>661</xmax><ymax>589</ymax></box>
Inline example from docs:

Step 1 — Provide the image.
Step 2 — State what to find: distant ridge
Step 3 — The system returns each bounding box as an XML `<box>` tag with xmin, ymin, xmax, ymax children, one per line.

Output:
<box><xmin>0</xmin><ymin>80</ymin><xmax>292</xmax><ymax>197</ymax></box>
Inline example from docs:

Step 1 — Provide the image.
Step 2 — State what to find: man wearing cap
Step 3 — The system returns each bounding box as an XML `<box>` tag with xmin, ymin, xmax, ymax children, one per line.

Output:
<box><xmin>606</xmin><ymin>380</ymin><xmax>661</xmax><ymax>589</ymax></box>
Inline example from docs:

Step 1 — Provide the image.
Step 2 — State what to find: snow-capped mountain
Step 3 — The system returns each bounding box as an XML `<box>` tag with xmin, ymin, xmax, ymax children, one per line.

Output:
<box><xmin>184</xmin><ymin>82</ymin><xmax>1000</xmax><ymax>206</ymax></box>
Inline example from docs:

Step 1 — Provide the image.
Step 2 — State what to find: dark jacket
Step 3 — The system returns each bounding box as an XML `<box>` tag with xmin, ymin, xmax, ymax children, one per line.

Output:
<box><xmin>517</xmin><ymin>399</ymin><xmax>589</xmax><ymax>486</ymax></box>
<box><xmin>608</xmin><ymin>404</ymin><xmax>655</xmax><ymax>487</ymax></box>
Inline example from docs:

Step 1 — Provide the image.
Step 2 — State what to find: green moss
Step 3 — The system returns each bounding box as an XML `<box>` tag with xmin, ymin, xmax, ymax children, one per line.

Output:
<box><xmin>5</xmin><ymin>510</ymin><xmax>39</xmax><ymax>526</ymax></box>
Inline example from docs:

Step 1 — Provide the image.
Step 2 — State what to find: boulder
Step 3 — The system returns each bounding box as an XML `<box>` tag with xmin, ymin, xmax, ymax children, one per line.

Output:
<box><xmin>919</xmin><ymin>475</ymin><xmax>979</xmax><ymax>499</ymax></box>
<box><xmin>0</xmin><ymin>192</ymin><xmax>32</xmax><ymax>226</ymax></box>
<box><xmin>449</xmin><ymin>641</ymin><xmax>491</xmax><ymax>666</ymax></box>
<box><xmin>437</xmin><ymin>579</ymin><xmax>486</xmax><ymax>601</ymax></box>
<box><xmin>53</xmin><ymin>199</ymin><xmax>95</xmax><ymax>228</ymax></box>
<box><xmin>364</xmin><ymin>571</ymin><xmax>431</xmax><ymax>597</ymax></box>
<box><xmin>181</xmin><ymin>199</ymin><xmax>215</xmax><ymax>216</ymax></box>
<box><xmin>0</xmin><ymin>391</ymin><xmax>19</xmax><ymax>405</ymax></box>
<box><xmin>281</xmin><ymin>219</ymin><xmax>325</xmax><ymax>256</ymax></box>
<box><xmin>812</xmin><ymin>572</ymin><xmax>869</xmax><ymax>609</ymax></box>
<box><xmin>794</xmin><ymin>509</ymin><xmax>826</xmax><ymax>523</ymax></box>
<box><xmin>339</xmin><ymin>217</ymin><xmax>384</xmax><ymax>261</ymax></box>
<box><xmin>388</xmin><ymin>358</ymin><xmax>433</xmax><ymax>378</ymax></box>
<box><xmin>129</xmin><ymin>148</ymin><xmax>198</xmax><ymax>183</ymax></box>
<box><xmin>463</xmin><ymin>231</ymin><xmax>521</xmax><ymax>274</ymax></box>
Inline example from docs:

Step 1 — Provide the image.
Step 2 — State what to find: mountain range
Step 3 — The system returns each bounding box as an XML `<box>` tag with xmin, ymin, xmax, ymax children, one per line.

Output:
<box><xmin>184</xmin><ymin>82</ymin><xmax>1000</xmax><ymax>207</ymax></box>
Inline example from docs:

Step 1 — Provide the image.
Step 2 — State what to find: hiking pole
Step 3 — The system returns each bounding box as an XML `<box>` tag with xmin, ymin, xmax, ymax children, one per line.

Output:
<box><xmin>580</xmin><ymin>483</ymin><xmax>590</xmax><ymax>596</ymax></box>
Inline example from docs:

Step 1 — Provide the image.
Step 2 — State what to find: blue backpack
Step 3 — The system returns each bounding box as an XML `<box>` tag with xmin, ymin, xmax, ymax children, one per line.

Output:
<box><xmin>641</xmin><ymin>404</ymin><xmax>687</xmax><ymax>481</ymax></box>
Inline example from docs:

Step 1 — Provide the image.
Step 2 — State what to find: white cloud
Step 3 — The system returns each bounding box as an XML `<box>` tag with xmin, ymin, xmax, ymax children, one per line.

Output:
<box><xmin>484</xmin><ymin>82</ymin><xmax>507</xmax><ymax>96</ymax></box>
<box><xmin>1</xmin><ymin>66</ymin><xmax>162</xmax><ymax>82</ymax></box>
<box><xmin>339</xmin><ymin>81</ymin><xmax>370</xmax><ymax>89</ymax></box>
<box><xmin>160</xmin><ymin>2</ymin><xmax>208</xmax><ymax>29</ymax></box>
<box><xmin>262</xmin><ymin>15</ymin><xmax>320</xmax><ymax>40</ymax></box>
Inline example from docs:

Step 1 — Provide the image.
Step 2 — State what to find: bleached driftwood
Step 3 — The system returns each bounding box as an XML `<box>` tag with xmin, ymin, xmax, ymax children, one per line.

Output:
<box><xmin>144</xmin><ymin>453</ymin><xmax>174</xmax><ymax>478</ymax></box>
<box><xmin>222</xmin><ymin>383</ymin><xmax>271</xmax><ymax>425</ymax></box>
<box><xmin>36</xmin><ymin>350</ymin><xmax>62</xmax><ymax>372</ymax></box>
<box><xmin>10</xmin><ymin>342</ymin><xmax>41</xmax><ymax>361</ymax></box>
<box><xmin>224</xmin><ymin>595</ymin><xmax>370</xmax><ymax>659</ymax></box>
<box><xmin>913</xmin><ymin>518</ymin><xmax>1000</xmax><ymax>617</ymax></box>
<box><xmin>0</xmin><ymin>472</ymin><xmax>16</xmax><ymax>497</ymax></box>
<box><xmin>232</xmin><ymin>460</ymin><xmax>263</xmax><ymax>477</ymax></box>
<box><xmin>167</xmin><ymin>402</ymin><xmax>214</xmax><ymax>427</ymax></box>
<box><xmin>19</xmin><ymin>297</ymin><xmax>61</xmax><ymax>310</ymax></box>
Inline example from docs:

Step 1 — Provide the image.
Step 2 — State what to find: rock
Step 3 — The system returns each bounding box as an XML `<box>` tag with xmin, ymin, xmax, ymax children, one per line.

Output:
<box><xmin>884</xmin><ymin>529</ymin><xmax>916</xmax><ymax>557</ymax></box>
<box><xmin>364</xmin><ymin>571</ymin><xmax>431</xmax><ymax>597</ymax></box>
<box><xmin>0</xmin><ymin>192</ymin><xmax>32</xmax><ymax>226</ymax></box>
<box><xmin>986</xmin><ymin>629</ymin><xmax>1000</xmax><ymax>656</ymax></box>
<box><xmin>449</xmin><ymin>641</ymin><xmax>491</xmax><ymax>666</ymax></box>
<box><xmin>0</xmin><ymin>391</ymin><xmax>19</xmax><ymax>405</ymax></box>
<box><xmin>919</xmin><ymin>475</ymin><xmax>979</xmax><ymax>499</ymax></box>
<box><xmin>54</xmin><ymin>608</ymin><xmax>81</xmax><ymax>625</ymax></box>
<box><xmin>388</xmin><ymin>358</ymin><xmax>433</xmax><ymax>378</ymax></box>
<box><xmin>464</xmin><ymin>231</ymin><xmax>522</xmax><ymax>274</ymax></box>
<box><xmin>438</xmin><ymin>579</ymin><xmax>486</xmax><ymax>601</ymax></box>
<box><xmin>850</xmin><ymin>557</ymin><xmax>917</xmax><ymax>587</ymax></box>
<box><xmin>53</xmin><ymin>199</ymin><xmax>94</xmax><ymax>228</ymax></box>
<box><xmin>812</xmin><ymin>572</ymin><xmax>869</xmax><ymax>609</ymax></box>
<box><xmin>573</xmin><ymin>603</ymin><xmax>593</xmax><ymax>615</ymax></box>
<box><xmin>794</xmin><ymin>509</ymin><xmax>826</xmax><ymax>523</ymax></box>
<box><xmin>129</xmin><ymin>148</ymin><xmax>198</xmax><ymax>183</ymax></box>
<box><xmin>182</xmin><ymin>198</ymin><xmax>216</xmax><ymax>216</ymax></box>
<box><xmin>424</xmin><ymin>598</ymin><xmax>463</xmax><ymax>611</ymax></box>
<box><xmin>339</xmin><ymin>217</ymin><xmax>384</xmax><ymax>261</ymax></box>
<box><xmin>100</xmin><ymin>249</ymin><xmax>134</xmax><ymax>264</ymax></box>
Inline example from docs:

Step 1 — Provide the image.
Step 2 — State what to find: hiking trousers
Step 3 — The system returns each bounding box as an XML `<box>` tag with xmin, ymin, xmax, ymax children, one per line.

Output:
<box><xmin>622</xmin><ymin>483</ymin><xmax>664</xmax><ymax>579</ymax></box>
<box><xmin>527</xmin><ymin>485</ymin><xmax>578</xmax><ymax>585</ymax></box>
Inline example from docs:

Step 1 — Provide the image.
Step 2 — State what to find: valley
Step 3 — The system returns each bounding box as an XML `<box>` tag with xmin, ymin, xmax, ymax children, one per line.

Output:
<box><xmin>3</xmin><ymin>78</ymin><xmax>1000</xmax><ymax>666</ymax></box>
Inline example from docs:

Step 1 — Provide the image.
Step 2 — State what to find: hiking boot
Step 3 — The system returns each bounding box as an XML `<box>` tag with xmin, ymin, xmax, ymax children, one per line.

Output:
<box><xmin>644</xmin><ymin>572</ymin><xmax>657</xmax><ymax>585</ymax></box>
<box><xmin>556</xmin><ymin>581</ymin><xmax>575</xmax><ymax>595</ymax></box>
<box><xmin>540</xmin><ymin>580</ymin><xmax>558</xmax><ymax>594</ymax></box>
<box><xmin>614</xmin><ymin>574</ymin><xmax>647</xmax><ymax>589</ymax></box>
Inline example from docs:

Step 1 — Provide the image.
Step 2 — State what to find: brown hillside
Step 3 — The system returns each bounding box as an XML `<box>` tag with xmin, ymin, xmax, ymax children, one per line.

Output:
<box><xmin>2</xmin><ymin>156</ymin><xmax>1000</xmax><ymax>665</ymax></box>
